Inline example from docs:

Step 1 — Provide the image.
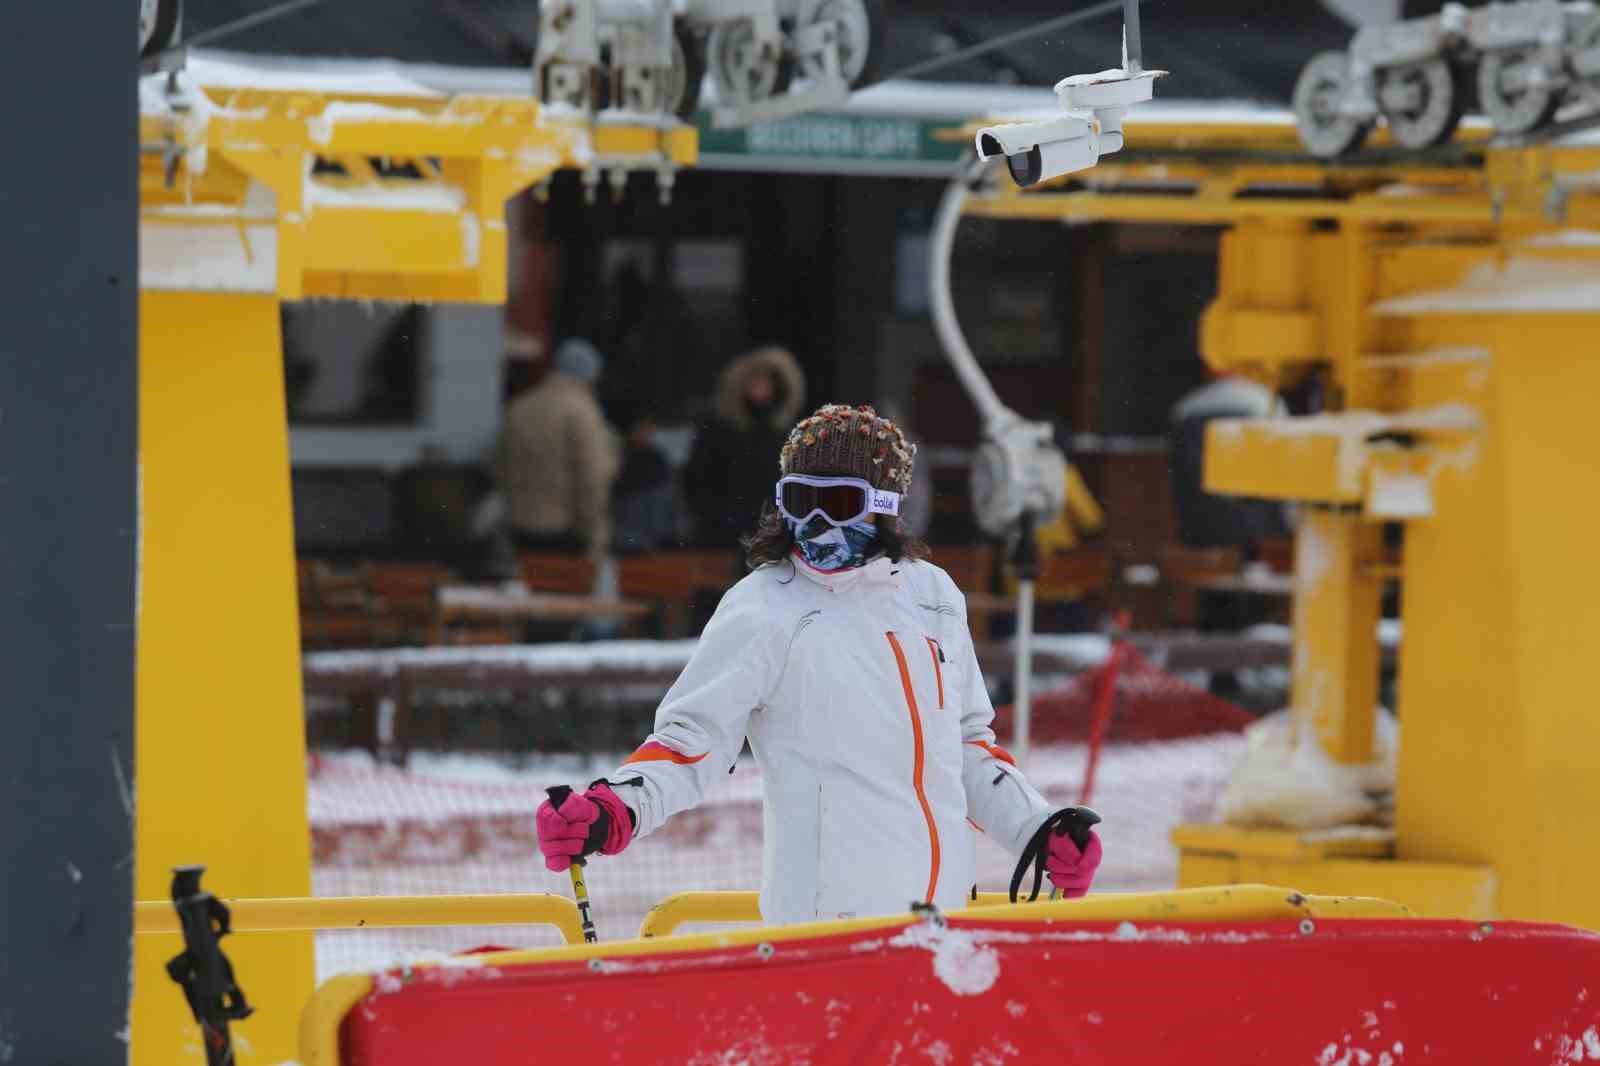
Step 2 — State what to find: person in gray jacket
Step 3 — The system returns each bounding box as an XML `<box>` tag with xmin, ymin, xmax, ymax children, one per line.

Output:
<box><xmin>496</xmin><ymin>338</ymin><xmax>620</xmax><ymax>558</ymax></box>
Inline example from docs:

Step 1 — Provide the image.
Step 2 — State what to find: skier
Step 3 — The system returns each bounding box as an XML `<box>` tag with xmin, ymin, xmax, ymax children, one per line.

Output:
<box><xmin>536</xmin><ymin>404</ymin><xmax>1102</xmax><ymax>922</ymax></box>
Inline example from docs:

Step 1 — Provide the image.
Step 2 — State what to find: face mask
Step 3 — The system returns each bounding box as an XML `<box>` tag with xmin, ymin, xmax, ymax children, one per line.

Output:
<box><xmin>788</xmin><ymin>514</ymin><xmax>881</xmax><ymax>572</ymax></box>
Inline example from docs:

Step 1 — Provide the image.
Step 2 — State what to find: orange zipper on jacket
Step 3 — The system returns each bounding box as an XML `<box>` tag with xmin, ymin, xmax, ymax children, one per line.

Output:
<box><xmin>924</xmin><ymin>637</ymin><xmax>944</xmax><ymax>709</ymax></box>
<box><xmin>886</xmin><ymin>631</ymin><xmax>941</xmax><ymax>904</ymax></box>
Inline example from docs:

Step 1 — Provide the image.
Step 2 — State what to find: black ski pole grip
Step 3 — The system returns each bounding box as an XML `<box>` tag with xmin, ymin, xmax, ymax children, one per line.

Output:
<box><xmin>546</xmin><ymin>785</ymin><xmax>573</xmax><ymax>808</ymax></box>
<box><xmin>1054</xmin><ymin>805</ymin><xmax>1102</xmax><ymax>851</ymax></box>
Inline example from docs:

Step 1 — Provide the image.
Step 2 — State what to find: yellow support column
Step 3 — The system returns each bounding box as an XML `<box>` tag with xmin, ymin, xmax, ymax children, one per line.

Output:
<box><xmin>1292</xmin><ymin>511</ymin><xmax>1384</xmax><ymax>764</ymax></box>
<box><xmin>1494</xmin><ymin>315</ymin><xmax>1600</xmax><ymax>928</ymax></box>
<box><xmin>1393</xmin><ymin>312</ymin><xmax>1600</xmax><ymax>929</ymax></box>
<box><xmin>134</xmin><ymin>292</ymin><xmax>313</xmax><ymax>1065</ymax></box>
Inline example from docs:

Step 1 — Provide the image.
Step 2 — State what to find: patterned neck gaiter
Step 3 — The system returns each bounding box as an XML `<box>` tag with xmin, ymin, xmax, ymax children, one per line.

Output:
<box><xmin>788</xmin><ymin>514</ymin><xmax>882</xmax><ymax>572</ymax></box>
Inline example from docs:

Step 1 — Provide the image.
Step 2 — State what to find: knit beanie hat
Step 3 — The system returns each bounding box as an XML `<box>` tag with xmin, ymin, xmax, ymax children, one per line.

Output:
<box><xmin>779</xmin><ymin>404</ymin><xmax>917</xmax><ymax>497</ymax></box>
<box><xmin>554</xmin><ymin>338</ymin><xmax>603</xmax><ymax>384</ymax></box>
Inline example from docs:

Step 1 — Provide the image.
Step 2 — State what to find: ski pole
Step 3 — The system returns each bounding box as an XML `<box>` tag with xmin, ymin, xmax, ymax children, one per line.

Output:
<box><xmin>166</xmin><ymin>866</ymin><xmax>254</xmax><ymax>1066</ymax></box>
<box><xmin>545</xmin><ymin>786</ymin><xmax>599</xmax><ymax>943</ymax></box>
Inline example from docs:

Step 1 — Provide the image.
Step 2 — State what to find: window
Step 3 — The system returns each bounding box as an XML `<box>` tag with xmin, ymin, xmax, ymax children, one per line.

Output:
<box><xmin>283</xmin><ymin>302</ymin><xmax>426</xmax><ymax>425</ymax></box>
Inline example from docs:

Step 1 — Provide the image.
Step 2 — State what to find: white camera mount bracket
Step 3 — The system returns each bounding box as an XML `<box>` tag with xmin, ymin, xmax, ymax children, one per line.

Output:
<box><xmin>975</xmin><ymin>64</ymin><xmax>1164</xmax><ymax>187</ymax></box>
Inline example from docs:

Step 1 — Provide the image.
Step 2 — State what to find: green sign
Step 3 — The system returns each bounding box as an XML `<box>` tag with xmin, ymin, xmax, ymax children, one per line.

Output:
<box><xmin>695</xmin><ymin>111</ymin><xmax>967</xmax><ymax>175</ymax></box>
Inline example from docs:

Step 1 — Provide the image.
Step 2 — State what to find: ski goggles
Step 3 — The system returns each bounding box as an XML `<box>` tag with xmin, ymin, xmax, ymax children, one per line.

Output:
<box><xmin>775</xmin><ymin>475</ymin><xmax>901</xmax><ymax>527</ymax></box>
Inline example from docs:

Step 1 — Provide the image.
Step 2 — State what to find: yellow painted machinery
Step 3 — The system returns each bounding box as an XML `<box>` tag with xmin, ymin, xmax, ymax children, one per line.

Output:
<box><xmin>960</xmin><ymin>111</ymin><xmax>1600</xmax><ymax>929</ymax></box>
<box><xmin>134</xmin><ymin>63</ymin><xmax>694</xmax><ymax>1065</ymax></box>
<box><xmin>134</xmin><ymin>53</ymin><xmax>1600</xmax><ymax>1059</ymax></box>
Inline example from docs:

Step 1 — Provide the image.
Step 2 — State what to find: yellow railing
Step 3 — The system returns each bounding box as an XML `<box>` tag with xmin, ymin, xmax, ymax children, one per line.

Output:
<box><xmin>134</xmin><ymin>893</ymin><xmax>585</xmax><ymax>945</ymax></box>
<box><xmin>635</xmin><ymin>884</ymin><xmax>1407</xmax><ymax>937</ymax></box>
<box><xmin>298</xmin><ymin>884</ymin><xmax>1409</xmax><ymax>1064</ymax></box>
<box><xmin>638</xmin><ymin>890</ymin><xmax>764</xmax><ymax>937</ymax></box>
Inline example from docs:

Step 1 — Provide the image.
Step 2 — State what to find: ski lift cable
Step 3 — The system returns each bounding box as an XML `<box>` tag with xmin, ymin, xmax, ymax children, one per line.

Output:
<box><xmin>869</xmin><ymin>0</ymin><xmax>1131</xmax><ymax>87</ymax></box>
<box><xmin>181</xmin><ymin>0</ymin><xmax>327</xmax><ymax>50</ymax></box>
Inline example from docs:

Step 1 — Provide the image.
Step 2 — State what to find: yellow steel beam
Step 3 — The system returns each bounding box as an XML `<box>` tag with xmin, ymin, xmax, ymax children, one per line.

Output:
<box><xmin>1176</xmin><ymin>852</ymin><xmax>1497</xmax><ymax>919</ymax></box>
<box><xmin>133</xmin><ymin>894</ymin><xmax>585</xmax><ymax>944</ymax></box>
<box><xmin>135</xmin><ymin>292</ymin><xmax>312</xmax><ymax>1066</ymax></box>
<box><xmin>1292</xmin><ymin>510</ymin><xmax>1385</xmax><ymax>765</ymax></box>
<box><xmin>953</xmin><ymin>120</ymin><xmax>1600</xmax><ymax>232</ymax></box>
<box><xmin>964</xmin><ymin>186</ymin><xmax>1498</xmax><ymax>227</ymax></box>
<box><xmin>639</xmin><ymin>891</ymin><xmax>764</xmax><ymax>937</ymax></box>
<box><xmin>1171</xmin><ymin>824</ymin><xmax>1394</xmax><ymax>861</ymax></box>
<box><xmin>299</xmin><ymin>209</ymin><xmax>477</xmax><ymax>274</ymax></box>
<box><xmin>139</xmin><ymin>85</ymin><xmax>698</xmax><ymax>303</ymax></box>
<box><xmin>1203</xmin><ymin>419</ymin><xmax>1363</xmax><ymax>503</ymax></box>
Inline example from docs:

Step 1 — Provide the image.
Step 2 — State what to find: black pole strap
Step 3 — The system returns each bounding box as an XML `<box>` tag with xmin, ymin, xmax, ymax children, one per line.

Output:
<box><xmin>1008</xmin><ymin>807</ymin><xmax>1103</xmax><ymax>904</ymax></box>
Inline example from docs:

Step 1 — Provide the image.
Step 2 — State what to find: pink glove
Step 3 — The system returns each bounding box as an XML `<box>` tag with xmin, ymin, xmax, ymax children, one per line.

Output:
<box><xmin>536</xmin><ymin>782</ymin><xmax>634</xmax><ymax>872</ymax></box>
<box><xmin>1045</xmin><ymin>829</ymin><xmax>1103</xmax><ymax>898</ymax></box>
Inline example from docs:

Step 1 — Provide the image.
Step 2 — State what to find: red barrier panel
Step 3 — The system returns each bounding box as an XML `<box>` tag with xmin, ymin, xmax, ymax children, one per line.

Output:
<box><xmin>339</xmin><ymin>917</ymin><xmax>1600</xmax><ymax>1065</ymax></box>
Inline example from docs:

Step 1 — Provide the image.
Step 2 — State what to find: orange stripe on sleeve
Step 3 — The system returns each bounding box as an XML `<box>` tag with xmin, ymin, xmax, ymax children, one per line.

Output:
<box><xmin>966</xmin><ymin>739</ymin><xmax>1017</xmax><ymax>766</ymax></box>
<box><xmin>623</xmin><ymin>740</ymin><xmax>708</xmax><ymax>766</ymax></box>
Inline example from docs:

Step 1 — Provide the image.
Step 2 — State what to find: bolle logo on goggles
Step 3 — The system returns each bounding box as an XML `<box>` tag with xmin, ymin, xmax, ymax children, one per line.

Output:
<box><xmin>870</xmin><ymin>489</ymin><xmax>900</xmax><ymax>516</ymax></box>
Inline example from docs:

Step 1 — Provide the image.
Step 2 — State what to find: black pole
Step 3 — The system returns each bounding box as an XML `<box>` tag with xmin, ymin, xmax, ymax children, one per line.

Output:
<box><xmin>0</xmin><ymin>2</ymin><xmax>138</xmax><ymax>1061</ymax></box>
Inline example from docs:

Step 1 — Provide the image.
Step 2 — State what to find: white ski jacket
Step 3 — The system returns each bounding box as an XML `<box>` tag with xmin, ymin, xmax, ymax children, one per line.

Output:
<box><xmin>603</xmin><ymin>552</ymin><xmax>1056</xmax><ymax>924</ymax></box>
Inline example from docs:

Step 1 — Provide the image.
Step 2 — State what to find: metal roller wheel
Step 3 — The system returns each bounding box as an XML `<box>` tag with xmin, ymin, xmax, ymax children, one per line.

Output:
<box><xmin>1568</xmin><ymin>13</ymin><xmax>1600</xmax><ymax>102</ymax></box>
<box><xmin>707</xmin><ymin>18</ymin><xmax>791</xmax><ymax>105</ymax></box>
<box><xmin>1293</xmin><ymin>51</ymin><xmax>1373</xmax><ymax>158</ymax></box>
<box><xmin>140</xmin><ymin>0</ymin><xmax>182</xmax><ymax>57</ymax></box>
<box><xmin>795</xmin><ymin>0</ymin><xmax>885</xmax><ymax>88</ymax></box>
<box><xmin>1479</xmin><ymin>46</ymin><xmax>1561</xmax><ymax>134</ymax></box>
<box><xmin>1377</xmin><ymin>57</ymin><xmax>1465</xmax><ymax>150</ymax></box>
<box><xmin>616</xmin><ymin>22</ymin><xmax>704</xmax><ymax>118</ymax></box>
<box><xmin>668</xmin><ymin>19</ymin><xmax>706</xmax><ymax>119</ymax></box>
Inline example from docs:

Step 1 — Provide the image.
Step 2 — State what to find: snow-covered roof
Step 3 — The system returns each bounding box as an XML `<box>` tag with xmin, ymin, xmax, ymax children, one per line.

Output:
<box><xmin>1375</xmin><ymin>256</ymin><xmax>1600</xmax><ymax>315</ymax></box>
<box><xmin>185</xmin><ymin>51</ymin><xmax>444</xmax><ymax>97</ymax></box>
<box><xmin>184</xmin><ymin>48</ymin><xmax>1292</xmax><ymax>127</ymax></box>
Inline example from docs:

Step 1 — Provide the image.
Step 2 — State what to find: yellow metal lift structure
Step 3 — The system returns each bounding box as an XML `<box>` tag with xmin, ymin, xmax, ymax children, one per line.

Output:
<box><xmin>962</xmin><ymin>112</ymin><xmax>1600</xmax><ymax>929</ymax></box>
<box><xmin>134</xmin><ymin>70</ymin><xmax>694</xmax><ymax>1065</ymax></box>
<box><xmin>135</xmin><ymin>73</ymin><xmax>1600</xmax><ymax>1060</ymax></box>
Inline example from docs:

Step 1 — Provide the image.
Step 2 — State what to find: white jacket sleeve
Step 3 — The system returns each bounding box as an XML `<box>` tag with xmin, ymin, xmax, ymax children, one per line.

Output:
<box><xmin>603</xmin><ymin>580</ymin><xmax>779</xmax><ymax>839</ymax></box>
<box><xmin>952</xmin><ymin>587</ymin><xmax>1055</xmax><ymax>855</ymax></box>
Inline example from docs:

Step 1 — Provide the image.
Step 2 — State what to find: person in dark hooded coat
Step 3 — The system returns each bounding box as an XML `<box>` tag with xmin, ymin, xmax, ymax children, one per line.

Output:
<box><xmin>683</xmin><ymin>346</ymin><xmax>806</xmax><ymax>550</ymax></box>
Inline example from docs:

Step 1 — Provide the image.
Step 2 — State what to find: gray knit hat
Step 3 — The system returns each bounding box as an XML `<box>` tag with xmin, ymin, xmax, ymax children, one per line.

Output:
<box><xmin>779</xmin><ymin>404</ymin><xmax>917</xmax><ymax>497</ymax></box>
<box><xmin>554</xmin><ymin>338</ymin><xmax>603</xmax><ymax>384</ymax></box>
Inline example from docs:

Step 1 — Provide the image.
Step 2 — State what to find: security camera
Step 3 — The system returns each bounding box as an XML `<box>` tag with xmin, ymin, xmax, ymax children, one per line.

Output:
<box><xmin>975</xmin><ymin>116</ymin><xmax>1099</xmax><ymax>188</ymax></box>
<box><xmin>975</xmin><ymin>66</ymin><xmax>1163</xmax><ymax>188</ymax></box>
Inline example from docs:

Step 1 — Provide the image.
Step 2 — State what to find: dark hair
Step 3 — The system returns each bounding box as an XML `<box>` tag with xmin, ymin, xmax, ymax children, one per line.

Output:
<box><xmin>741</xmin><ymin>502</ymin><xmax>931</xmax><ymax>572</ymax></box>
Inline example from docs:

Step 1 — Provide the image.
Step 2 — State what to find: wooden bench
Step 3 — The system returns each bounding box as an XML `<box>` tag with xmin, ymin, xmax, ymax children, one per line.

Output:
<box><xmin>618</xmin><ymin>552</ymin><xmax>739</xmax><ymax>637</ymax></box>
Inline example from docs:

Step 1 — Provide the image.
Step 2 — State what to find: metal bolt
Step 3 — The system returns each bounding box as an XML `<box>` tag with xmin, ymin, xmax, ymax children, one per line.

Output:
<box><xmin>1298</xmin><ymin>919</ymin><xmax>1316</xmax><ymax>936</ymax></box>
<box><xmin>757</xmin><ymin>942</ymin><xmax>776</xmax><ymax>960</ymax></box>
<box><xmin>587</xmin><ymin>957</ymin><xmax>605</xmax><ymax>972</ymax></box>
<box><xmin>1479</xmin><ymin>922</ymin><xmax>1494</xmax><ymax>936</ymax></box>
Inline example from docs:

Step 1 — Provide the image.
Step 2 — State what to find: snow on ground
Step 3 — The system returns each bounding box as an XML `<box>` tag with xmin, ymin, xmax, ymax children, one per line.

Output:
<box><xmin>303</xmin><ymin>640</ymin><xmax>701</xmax><ymax>677</ymax></box>
<box><xmin>308</xmin><ymin>733</ymin><xmax>1243</xmax><ymax>978</ymax></box>
<box><xmin>1217</xmin><ymin>708</ymin><xmax>1397</xmax><ymax>830</ymax></box>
